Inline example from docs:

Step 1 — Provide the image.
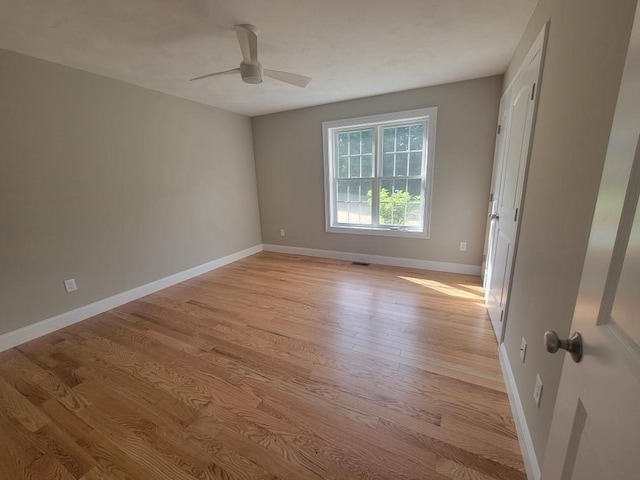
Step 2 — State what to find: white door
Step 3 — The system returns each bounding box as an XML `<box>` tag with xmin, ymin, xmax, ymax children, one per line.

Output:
<box><xmin>484</xmin><ymin>91</ymin><xmax>512</xmax><ymax>337</ymax></box>
<box><xmin>483</xmin><ymin>92</ymin><xmax>511</xmax><ymax>285</ymax></box>
<box><xmin>541</xmin><ymin>7</ymin><xmax>640</xmax><ymax>479</ymax></box>
<box><xmin>486</xmin><ymin>26</ymin><xmax>546</xmax><ymax>342</ymax></box>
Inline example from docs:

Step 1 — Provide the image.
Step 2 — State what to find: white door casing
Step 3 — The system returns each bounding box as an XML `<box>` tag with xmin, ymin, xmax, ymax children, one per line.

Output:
<box><xmin>485</xmin><ymin>25</ymin><xmax>547</xmax><ymax>343</ymax></box>
<box><xmin>541</xmin><ymin>5</ymin><xmax>640</xmax><ymax>479</ymax></box>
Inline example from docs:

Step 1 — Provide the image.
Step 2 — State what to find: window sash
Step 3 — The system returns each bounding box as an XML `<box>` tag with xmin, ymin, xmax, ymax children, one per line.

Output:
<box><xmin>331</xmin><ymin>120</ymin><xmax>428</xmax><ymax>230</ymax></box>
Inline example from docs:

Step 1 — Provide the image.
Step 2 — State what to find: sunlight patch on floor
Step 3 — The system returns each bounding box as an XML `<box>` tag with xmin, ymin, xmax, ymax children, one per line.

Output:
<box><xmin>399</xmin><ymin>276</ymin><xmax>484</xmax><ymax>300</ymax></box>
<box><xmin>458</xmin><ymin>284</ymin><xmax>484</xmax><ymax>293</ymax></box>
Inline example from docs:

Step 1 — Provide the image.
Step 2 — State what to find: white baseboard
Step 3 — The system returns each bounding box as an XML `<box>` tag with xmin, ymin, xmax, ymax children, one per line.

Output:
<box><xmin>499</xmin><ymin>343</ymin><xmax>541</xmax><ymax>480</ymax></box>
<box><xmin>0</xmin><ymin>245</ymin><xmax>263</xmax><ymax>353</ymax></box>
<box><xmin>263</xmin><ymin>244</ymin><xmax>481</xmax><ymax>276</ymax></box>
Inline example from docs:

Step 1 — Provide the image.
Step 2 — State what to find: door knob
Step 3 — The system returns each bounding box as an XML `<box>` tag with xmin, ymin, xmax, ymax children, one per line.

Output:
<box><xmin>489</xmin><ymin>213</ymin><xmax>499</xmax><ymax>220</ymax></box>
<box><xmin>544</xmin><ymin>331</ymin><xmax>583</xmax><ymax>363</ymax></box>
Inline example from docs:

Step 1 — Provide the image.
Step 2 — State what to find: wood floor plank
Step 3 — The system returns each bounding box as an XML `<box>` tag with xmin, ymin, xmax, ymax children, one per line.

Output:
<box><xmin>215</xmin><ymin>426</ymin><xmax>321</xmax><ymax>480</ymax></box>
<box><xmin>0</xmin><ymin>435</ymin><xmax>36</xmax><ymax>480</ymax></box>
<box><xmin>57</xmin><ymin>340</ymin><xmax>201</xmax><ymax>427</ymax></box>
<box><xmin>199</xmin><ymin>403</ymin><xmax>331</xmax><ymax>479</ymax></box>
<box><xmin>0</xmin><ymin>413</ymin><xmax>48</xmax><ymax>469</ymax></box>
<box><xmin>255</xmin><ymin>390</ymin><xmax>437</xmax><ymax>479</ymax></box>
<box><xmin>75</xmin><ymin>404</ymin><xmax>202</xmax><ymax>480</ymax></box>
<box><xmin>78</xmin><ymin>429</ymin><xmax>164</xmax><ymax>480</ymax></box>
<box><xmin>185</xmin><ymin>419</ymin><xmax>280</xmax><ymax>480</ymax></box>
<box><xmin>435</xmin><ymin>456</ymin><xmax>499</xmax><ymax>480</ymax></box>
<box><xmin>376</xmin><ymin>418</ymin><xmax>524</xmax><ymax>480</ymax></box>
<box><xmin>30</xmin><ymin>421</ymin><xmax>99</xmax><ymax>478</ymax></box>
<box><xmin>74</xmin><ymin>381</ymin><xmax>220</xmax><ymax>480</ymax></box>
<box><xmin>0</xmin><ymin>375</ymin><xmax>50</xmax><ymax>432</ymax></box>
<box><xmin>0</xmin><ymin>252</ymin><xmax>525</xmax><ymax>479</ymax></box>
<box><xmin>0</xmin><ymin>349</ymin><xmax>89</xmax><ymax>411</ymax></box>
<box><xmin>79</xmin><ymin>466</ymin><xmax>118</xmax><ymax>480</ymax></box>
<box><xmin>28</xmin><ymin>452</ymin><xmax>77</xmax><ymax>480</ymax></box>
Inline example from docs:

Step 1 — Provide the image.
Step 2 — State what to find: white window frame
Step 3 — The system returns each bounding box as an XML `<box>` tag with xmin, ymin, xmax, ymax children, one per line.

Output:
<box><xmin>323</xmin><ymin>107</ymin><xmax>437</xmax><ymax>239</ymax></box>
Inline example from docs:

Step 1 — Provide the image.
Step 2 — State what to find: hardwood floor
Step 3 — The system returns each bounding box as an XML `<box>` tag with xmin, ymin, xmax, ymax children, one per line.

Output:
<box><xmin>0</xmin><ymin>252</ymin><xmax>525</xmax><ymax>480</ymax></box>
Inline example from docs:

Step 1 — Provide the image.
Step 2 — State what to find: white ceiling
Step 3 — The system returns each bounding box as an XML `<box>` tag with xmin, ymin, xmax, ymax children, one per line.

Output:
<box><xmin>0</xmin><ymin>0</ymin><xmax>537</xmax><ymax>116</ymax></box>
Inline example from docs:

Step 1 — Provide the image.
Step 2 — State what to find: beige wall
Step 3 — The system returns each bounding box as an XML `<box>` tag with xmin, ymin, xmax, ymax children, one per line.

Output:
<box><xmin>0</xmin><ymin>49</ymin><xmax>262</xmax><ymax>336</ymax></box>
<box><xmin>252</xmin><ymin>76</ymin><xmax>502</xmax><ymax>267</ymax></box>
<box><xmin>502</xmin><ymin>0</ymin><xmax>637</xmax><ymax>463</ymax></box>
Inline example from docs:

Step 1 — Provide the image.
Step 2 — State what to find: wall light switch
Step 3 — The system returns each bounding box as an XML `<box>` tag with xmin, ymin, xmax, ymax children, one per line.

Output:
<box><xmin>534</xmin><ymin>374</ymin><xmax>543</xmax><ymax>407</ymax></box>
<box><xmin>64</xmin><ymin>278</ymin><xmax>77</xmax><ymax>293</ymax></box>
<box><xmin>520</xmin><ymin>338</ymin><xmax>527</xmax><ymax>363</ymax></box>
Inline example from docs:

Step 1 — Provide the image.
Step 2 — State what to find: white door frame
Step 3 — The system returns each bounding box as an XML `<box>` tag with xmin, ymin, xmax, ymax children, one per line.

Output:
<box><xmin>484</xmin><ymin>24</ymin><xmax>549</xmax><ymax>343</ymax></box>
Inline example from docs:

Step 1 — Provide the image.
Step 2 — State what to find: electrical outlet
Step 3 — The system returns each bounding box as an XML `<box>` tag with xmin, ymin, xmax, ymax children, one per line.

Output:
<box><xmin>533</xmin><ymin>374</ymin><xmax>543</xmax><ymax>407</ymax></box>
<box><xmin>520</xmin><ymin>338</ymin><xmax>527</xmax><ymax>363</ymax></box>
<box><xmin>280</xmin><ymin>229</ymin><xmax>286</xmax><ymax>237</ymax></box>
<box><xmin>459</xmin><ymin>242</ymin><xmax>467</xmax><ymax>251</ymax></box>
<box><xmin>64</xmin><ymin>278</ymin><xmax>77</xmax><ymax>293</ymax></box>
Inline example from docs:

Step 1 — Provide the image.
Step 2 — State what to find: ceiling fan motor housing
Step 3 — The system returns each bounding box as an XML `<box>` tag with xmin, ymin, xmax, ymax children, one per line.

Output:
<box><xmin>240</xmin><ymin>62</ymin><xmax>263</xmax><ymax>84</ymax></box>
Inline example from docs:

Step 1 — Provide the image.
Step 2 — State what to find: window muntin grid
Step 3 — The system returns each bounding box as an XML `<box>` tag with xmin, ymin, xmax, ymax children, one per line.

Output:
<box><xmin>336</xmin><ymin>128</ymin><xmax>375</xmax><ymax>225</ymax></box>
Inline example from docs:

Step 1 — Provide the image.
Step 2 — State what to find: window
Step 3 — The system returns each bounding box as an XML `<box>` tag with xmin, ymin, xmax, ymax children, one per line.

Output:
<box><xmin>323</xmin><ymin>107</ymin><xmax>436</xmax><ymax>238</ymax></box>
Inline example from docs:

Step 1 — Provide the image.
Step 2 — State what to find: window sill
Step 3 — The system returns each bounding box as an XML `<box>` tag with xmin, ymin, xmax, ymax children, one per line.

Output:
<box><xmin>326</xmin><ymin>225</ymin><xmax>429</xmax><ymax>239</ymax></box>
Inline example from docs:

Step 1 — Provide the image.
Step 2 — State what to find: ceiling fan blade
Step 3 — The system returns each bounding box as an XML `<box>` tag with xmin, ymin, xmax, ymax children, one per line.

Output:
<box><xmin>190</xmin><ymin>68</ymin><xmax>240</xmax><ymax>81</ymax></box>
<box><xmin>264</xmin><ymin>69</ymin><xmax>312</xmax><ymax>88</ymax></box>
<box><xmin>235</xmin><ymin>24</ymin><xmax>258</xmax><ymax>64</ymax></box>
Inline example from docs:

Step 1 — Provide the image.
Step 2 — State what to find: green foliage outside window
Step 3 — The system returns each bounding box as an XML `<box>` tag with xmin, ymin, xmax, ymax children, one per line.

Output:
<box><xmin>367</xmin><ymin>188</ymin><xmax>421</xmax><ymax>225</ymax></box>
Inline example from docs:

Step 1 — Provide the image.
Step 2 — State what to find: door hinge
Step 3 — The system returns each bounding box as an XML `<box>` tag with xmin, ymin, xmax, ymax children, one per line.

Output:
<box><xmin>500</xmin><ymin>310</ymin><xmax>504</xmax><ymax>323</ymax></box>
<box><xmin>497</xmin><ymin>124</ymin><xmax>502</xmax><ymax>134</ymax></box>
<box><xmin>514</xmin><ymin>208</ymin><xmax>519</xmax><ymax>222</ymax></box>
<box><xmin>531</xmin><ymin>83</ymin><xmax>536</xmax><ymax>101</ymax></box>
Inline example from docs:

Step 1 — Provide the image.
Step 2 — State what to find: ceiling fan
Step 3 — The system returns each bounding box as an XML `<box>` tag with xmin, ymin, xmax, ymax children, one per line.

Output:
<box><xmin>190</xmin><ymin>24</ymin><xmax>312</xmax><ymax>88</ymax></box>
